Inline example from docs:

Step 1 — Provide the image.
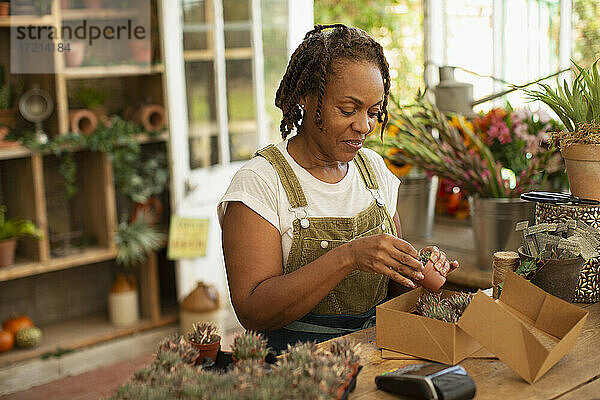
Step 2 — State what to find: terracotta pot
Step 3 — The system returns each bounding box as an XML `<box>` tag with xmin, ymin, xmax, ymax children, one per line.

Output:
<box><xmin>0</xmin><ymin>238</ymin><xmax>16</xmax><ymax>268</ymax></box>
<box><xmin>0</xmin><ymin>126</ymin><xmax>19</xmax><ymax>148</ymax></box>
<box><xmin>418</xmin><ymin>258</ymin><xmax>446</xmax><ymax>292</ymax></box>
<box><xmin>69</xmin><ymin>109</ymin><xmax>98</xmax><ymax>135</ymax></box>
<box><xmin>61</xmin><ymin>0</ymin><xmax>70</xmax><ymax>9</ymax></box>
<box><xmin>132</xmin><ymin>198</ymin><xmax>163</xmax><ymax>226</ymax></box>
<box><xmin>0</xmin><ymin>3</ymin><xmax>9</xmax><ymax>16</ymax></box>
<box><xmin>191</xmin><ymin>339</ymin><xmax>221</xmax><ymax>363</ymax></box>
<box><xmin>124</xmin><ymin>104</ymin><xmax>166</xmax><ymax>132</ymax></box>
<box><xmin>64</xmin><ymin>42</ymin><xmax>86</xmax><ymax>67</ymax></box>
<box><xmin>561</xmin><ymin>144</ymin><xmax>600</xmax><ymax>201</ymax></box>
<box><xmin>518</xmin><ymin>247</ymin><xmax>585</xmax><ymax>302</ymax></box>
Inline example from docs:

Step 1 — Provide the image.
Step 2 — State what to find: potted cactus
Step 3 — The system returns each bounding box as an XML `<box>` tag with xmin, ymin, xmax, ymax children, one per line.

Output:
<box><xmin>417</xmin><ymin>249</ymin><xmax>446</xmax><ymax>292</ymax></box>
<box><xmin>525</xmin><ymin>60</ymin><xmax>600</xmax><ymax>200</ymax></box>
<box><xmin>231</xmin><ymin>331</ymin><xmax>270</xmax><ymax>364</ymax></box>
<box><xmin>0</xmin><ymin>205</ymin><xmax>43</xmax><ymax>268</ymax></box>
<box><xmin>187</xmin><ymin>322</ymin><xmax>221</xmax><ymax>363</ymax></box>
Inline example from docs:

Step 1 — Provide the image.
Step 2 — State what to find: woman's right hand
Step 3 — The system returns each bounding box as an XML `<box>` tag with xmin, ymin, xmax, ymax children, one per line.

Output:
<box><xmin>343</xmin><ymin>233</ymin><xmax>425</xmax><ymax>288</ymax></box>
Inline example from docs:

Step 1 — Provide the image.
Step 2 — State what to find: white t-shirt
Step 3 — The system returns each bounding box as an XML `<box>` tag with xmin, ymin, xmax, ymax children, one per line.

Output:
<box><xmin>217</xmin><ymin>140</ymin><xmax>400</xmax><ymax>266</ymax></box>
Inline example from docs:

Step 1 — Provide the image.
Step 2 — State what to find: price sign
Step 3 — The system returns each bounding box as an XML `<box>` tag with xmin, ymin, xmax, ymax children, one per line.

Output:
<box><xmin>167</xmin><ymin>216</ymin><xmax>210</xmax><ymax>259</ymax></box>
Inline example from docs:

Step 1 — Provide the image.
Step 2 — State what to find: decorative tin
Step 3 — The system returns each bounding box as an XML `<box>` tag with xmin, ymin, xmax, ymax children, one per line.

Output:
<box><xmin>536</xmin><ymin>202</ymin><xmax>600</xmax><ymax>229</ymax></box>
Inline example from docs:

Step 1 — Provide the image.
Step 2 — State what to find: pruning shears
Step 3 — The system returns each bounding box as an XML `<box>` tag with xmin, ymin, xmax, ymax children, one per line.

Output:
<box><xmin>520</xmin><ymin>191</ymin><xmax>600</xmax><ymax>206</ymax></box>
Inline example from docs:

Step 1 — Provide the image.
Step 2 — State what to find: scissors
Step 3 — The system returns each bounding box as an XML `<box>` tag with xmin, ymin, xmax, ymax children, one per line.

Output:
<box><xmin>520</xmin><ymin>191</ymin><xmax>600</xmax><ymax>206</ymax></box>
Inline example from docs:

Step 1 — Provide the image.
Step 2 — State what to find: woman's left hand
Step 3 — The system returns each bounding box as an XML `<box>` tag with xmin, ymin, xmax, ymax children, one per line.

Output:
<box><xmin>422</xmin><ymin>246</ymin><xmax>459</xmax><ymax>277</ymax></box>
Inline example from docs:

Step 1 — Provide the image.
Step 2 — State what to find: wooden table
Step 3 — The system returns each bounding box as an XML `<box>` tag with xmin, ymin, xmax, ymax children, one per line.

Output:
<box><xmin>322</xmin><ymin>302</ymin><xmax>600</xmax><ymax>399</ymax></box>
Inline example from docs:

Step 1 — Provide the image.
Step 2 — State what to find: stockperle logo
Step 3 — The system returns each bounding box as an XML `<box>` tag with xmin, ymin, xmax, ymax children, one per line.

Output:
<box><xmin>10</xmin><ymin>0</ymin><xmax>151</xmax><ymax>74</ymax></box>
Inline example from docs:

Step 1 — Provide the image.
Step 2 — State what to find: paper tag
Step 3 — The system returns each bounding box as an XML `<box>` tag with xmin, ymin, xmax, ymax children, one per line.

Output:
<box><xmin>167</xmin><ymin>216</ymin><xmax>210</xmax><ymax>259</ymax></box>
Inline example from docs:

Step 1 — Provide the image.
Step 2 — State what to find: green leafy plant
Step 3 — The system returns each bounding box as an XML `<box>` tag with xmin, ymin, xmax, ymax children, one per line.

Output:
<box><xmin>0</xmin><ymin>205</ymin><xmax>43</xmax><ymax>241</ymax></box>
<box><xmin>75</xmin><ymin>84</ymin><xmax>105</xmax><ymax>109</ymax></box>
<box><xmin>187</xmin><ymin>322</ymin><xmax>220</xmax><ymax>345</ymax></box>
<box><xmin>114</xmin><ymin>215</ymin><xmax>165</xmax><ymax>269</ymax></box>
<box><xmin>118</xmin><ymin>152</ymin><xmax>169</xmax><ymax>204</ymax></box>
<box><xmin>524</xmin><ymin>59</ymin><xmax>600</xmax><ymax>147</ymax></box>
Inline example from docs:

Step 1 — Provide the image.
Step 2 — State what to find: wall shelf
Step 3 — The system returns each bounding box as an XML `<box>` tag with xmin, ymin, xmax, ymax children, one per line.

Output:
<box><xmin>0</xmin><ymin>145</ymin><xmax>31</xmax><ymax>160</ymax></box>
<box><xmin>60</xmin><ymin>8</ymin><xmax>139</xmax><ymax>21</ymax></box>
<box><xmin>62</xmin><ymin>64</ymin><xmax>164</xmax><ymax>79</ymax></box>
<box><xmin>0</xmin><ymin>246</ymin><xmax>117</xmax><ymax>283</ymax></box>
<box><xmin>0</xmin><ymin>311</ymin><xmax>177</xmax><ymax>367</ymax></box>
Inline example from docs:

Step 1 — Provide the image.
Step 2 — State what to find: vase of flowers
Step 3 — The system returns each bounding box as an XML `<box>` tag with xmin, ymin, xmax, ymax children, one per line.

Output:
<box><xmin>525</xmin><ymin>59</ymin><xmax>600</xmax><ymax>200</ymax></box>
<box><xmin>366</xmin><ymin>94</ymin><xmax>560</xmax><ymax>270</ymax></box>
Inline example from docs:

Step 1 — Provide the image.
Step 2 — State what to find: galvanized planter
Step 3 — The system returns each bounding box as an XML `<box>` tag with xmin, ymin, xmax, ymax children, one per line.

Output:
<box><xmin>396</xmin><ymin>175</ymin><xmax>438</xmax><ymax>240</ymax></box>
<box><xmin>469</xmin><ymin>196</ymin><xmax>534</xmax><ymax>270</ymax></box>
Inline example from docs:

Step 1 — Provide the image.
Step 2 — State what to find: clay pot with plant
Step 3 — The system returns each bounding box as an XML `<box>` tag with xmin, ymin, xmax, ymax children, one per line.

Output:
<box><xmin>525</xmin><ymin>59</ymin><xmax>600</xmax><ymax>201</ymax></box>
<box><xmin>0</xmin><ymin>205</ymin><xmax>43</xmax><ymax>268</ymax></box>
<box><xmin>109</xmin><ymin>215</ymin><xmax>165</xmax><ymax>326</ymax></box>
<box><xmin>187</xmin><ymin>321</ymin><xmax>221</xmax><ymax>363</ymax></box>
<box><xmin>416</xmin><ymin>249</ymin><xmax>446</xmax><ymax>292</ymax></box>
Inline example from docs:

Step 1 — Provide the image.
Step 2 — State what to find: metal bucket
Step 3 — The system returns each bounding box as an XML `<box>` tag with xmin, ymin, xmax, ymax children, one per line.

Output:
<box><xmin>396</xmin><ymin>175</ymin><xmax>438</xmax><ymax>239</ymax></box>
<box><xmin>469</xmin><ymin>197</ymin><xmax>534</xmax><ymax>270</ymax></box>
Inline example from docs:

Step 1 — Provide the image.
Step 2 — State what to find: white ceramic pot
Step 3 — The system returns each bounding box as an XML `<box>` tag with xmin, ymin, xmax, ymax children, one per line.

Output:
<box><xmin>108</xmin><ymin>290</ymin><xmax>139</xmax><ymax>326</ymax></box>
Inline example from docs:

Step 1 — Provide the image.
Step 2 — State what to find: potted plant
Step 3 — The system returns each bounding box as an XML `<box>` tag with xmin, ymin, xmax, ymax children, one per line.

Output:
<box><xmin>417</xmin><ymin>249</ymin><xmax>446</xmax><ymax>292</ymax></box>
<box><xmin>0</xmin><ymin>205</ymin><xmax>43</xmax><ymax>268</ymax></box>
<box><xmin>72</xmin><ymin>84</ymin><xmax>107</xmax><ymax>126</ymax></box>
<box><xmin>126</xmin><ymin>152</ymin><xmax>169</xmax><ymax>226</ymax></box>
<box><xmin>187</xmin><ymin>322</ymin><xmax>221</xmax><ymax>363</ymax></box>
<box><xmin>525</xmin><ymin>60</ymin><xmax>600</xmax><ymax>200</ymax></box>
<box><xmin>109</xmin><ymin>215</ymin><xmax>165</xmax><ymax>325</ymax></box>
<box><xmin>231</xmin><ymin>331</ymin><xmax>269</xmax><ymax>364</ymax></box>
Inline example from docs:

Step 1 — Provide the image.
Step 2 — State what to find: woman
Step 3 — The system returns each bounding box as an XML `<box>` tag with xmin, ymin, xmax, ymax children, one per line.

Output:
<box><xmin>218</xmin><ymin>24</ymin><xmax>459</xmax><ymax>352</ymax></box>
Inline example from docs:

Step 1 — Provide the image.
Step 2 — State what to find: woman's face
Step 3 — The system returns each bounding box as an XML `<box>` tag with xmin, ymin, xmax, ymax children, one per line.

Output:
<box><xmin>301</xmin><ymin>61</ymin><xmax>384</xmax><ymax>163</ymax></box>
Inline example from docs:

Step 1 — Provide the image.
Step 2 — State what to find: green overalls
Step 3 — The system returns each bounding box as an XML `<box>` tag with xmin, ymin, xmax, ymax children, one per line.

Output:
<box><xmin>255</xmin><ymin>144</ymin><xmax>397</xmax><ymax>352</ymax></box>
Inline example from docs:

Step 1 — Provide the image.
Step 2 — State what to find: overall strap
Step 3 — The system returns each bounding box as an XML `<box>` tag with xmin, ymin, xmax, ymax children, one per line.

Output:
<box><xmin>353</xmin><ymin>149</ymin><xmax>379</xmax><ymax>190</ymax></box>
<box><xmin>255</xmin><ymin>144</ymin><xmax>308</xmax><ymax>209</ymax></box>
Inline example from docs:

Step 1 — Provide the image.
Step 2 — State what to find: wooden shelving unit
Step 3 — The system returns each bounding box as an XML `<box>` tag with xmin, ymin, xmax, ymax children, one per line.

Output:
<box><xmin>0</xmin><ymin>0</ymin><xmax>175</xmax><ymax>365</ymax></box>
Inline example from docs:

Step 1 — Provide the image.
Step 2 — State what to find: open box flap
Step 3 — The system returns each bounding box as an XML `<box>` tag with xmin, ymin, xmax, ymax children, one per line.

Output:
<box><xmin>458</xmin><ymin>271</ymin><xmax>588</xmax><ymax>383</ymax></box>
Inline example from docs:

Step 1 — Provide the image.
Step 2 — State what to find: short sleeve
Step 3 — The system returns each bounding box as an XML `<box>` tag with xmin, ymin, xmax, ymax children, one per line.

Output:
<box><xmin>217</xmin><ymin>162</ymin><xmax>281</xmax><ymax>232</ymax></box>
<box><xmin>361</xmin><ymin>148</ymin><xmax>400</xmax><ymax>217</ymax></box>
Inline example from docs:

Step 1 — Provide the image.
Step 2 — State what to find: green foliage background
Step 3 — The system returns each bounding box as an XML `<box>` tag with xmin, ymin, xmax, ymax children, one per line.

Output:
<box><xmin>574</xmin><ymin>0</ymin><xmax>600</xmax><ymax>67</ymax></box>
<box><xmin>314</xmin><ymin>0</ymin><xmax>424</xmax><ymax>105</ymax></box>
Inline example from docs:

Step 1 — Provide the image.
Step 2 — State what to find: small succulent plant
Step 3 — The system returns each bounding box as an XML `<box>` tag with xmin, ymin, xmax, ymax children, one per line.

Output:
<box><xmin>187</xmin><ymin>322</ymin><xmax>220</xmax><ymax>345</ymax></box>
<box><xmin>415</xmin><ymin>291</ymin><xmax>474</xmax><ymax>323</ymax></box>
<box><xmin>231</xmin><ymin>331</ymin><xmax>270</xmax><ymax>361</ymax></box>
<box><xmin>419</xmin><ymin>249</ymin><xmax>433</xmax><ymax>265</ymax></box>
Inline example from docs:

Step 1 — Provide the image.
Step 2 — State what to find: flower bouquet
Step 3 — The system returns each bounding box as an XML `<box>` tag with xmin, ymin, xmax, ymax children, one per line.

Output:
<box><xmin>367</xmin><ymin>93</ymin><xmax>563</xmax><ymax>199</ymax></box>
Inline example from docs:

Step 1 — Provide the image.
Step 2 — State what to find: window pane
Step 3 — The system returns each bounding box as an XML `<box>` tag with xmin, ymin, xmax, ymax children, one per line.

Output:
<box><xmin>445</xmin><ymin>0</ymin><xmax>494</xmax><ymax>111</ymax></box>
<box><xmin>223</xmin><ymin>0</ymin><xmax>250</xmax><ymax>21</ymax></box>
<box><xmin>262</xmin><ymin>0</ymin><xmax>288</xmax><ymax>143</ymax></box>
<box><xmin>227</xmin><ymin>59</ymin><xmax>257</xmax><ymax>161</ymax></box>
<box><xmin>183</xmin><ymin>0</ymin><xmax>210</xmax><ymax>51</ymax></box>
<box><xmin>186</xmin><ymin>60</ymin><xmax>219</xmax><ymax>168</ymax></box>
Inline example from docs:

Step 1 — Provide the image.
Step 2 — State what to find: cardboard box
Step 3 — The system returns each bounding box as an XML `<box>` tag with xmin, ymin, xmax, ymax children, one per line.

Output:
<box><xmin>458</xmin><ymin>270</ymin><xmax>588</xmax><ymax>383</ymax></box>
<box><xmin>376</xmin><ymin>288</ymin><xmax>485</xmax><ymax>365</ymax></box>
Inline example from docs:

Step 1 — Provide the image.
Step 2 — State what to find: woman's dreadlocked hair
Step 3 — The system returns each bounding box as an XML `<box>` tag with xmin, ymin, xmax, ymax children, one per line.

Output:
<box><xmin>275</xmin><ymin>24</ymin><xmax>391</xmax><ymax>139</ymax></box>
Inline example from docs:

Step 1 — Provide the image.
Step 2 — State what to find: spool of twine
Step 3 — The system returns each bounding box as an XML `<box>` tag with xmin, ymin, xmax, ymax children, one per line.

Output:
<box><xmin>492</xmin><ymin>251</ymin><xmax>519</xmax><ymax>299</ymax></box>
